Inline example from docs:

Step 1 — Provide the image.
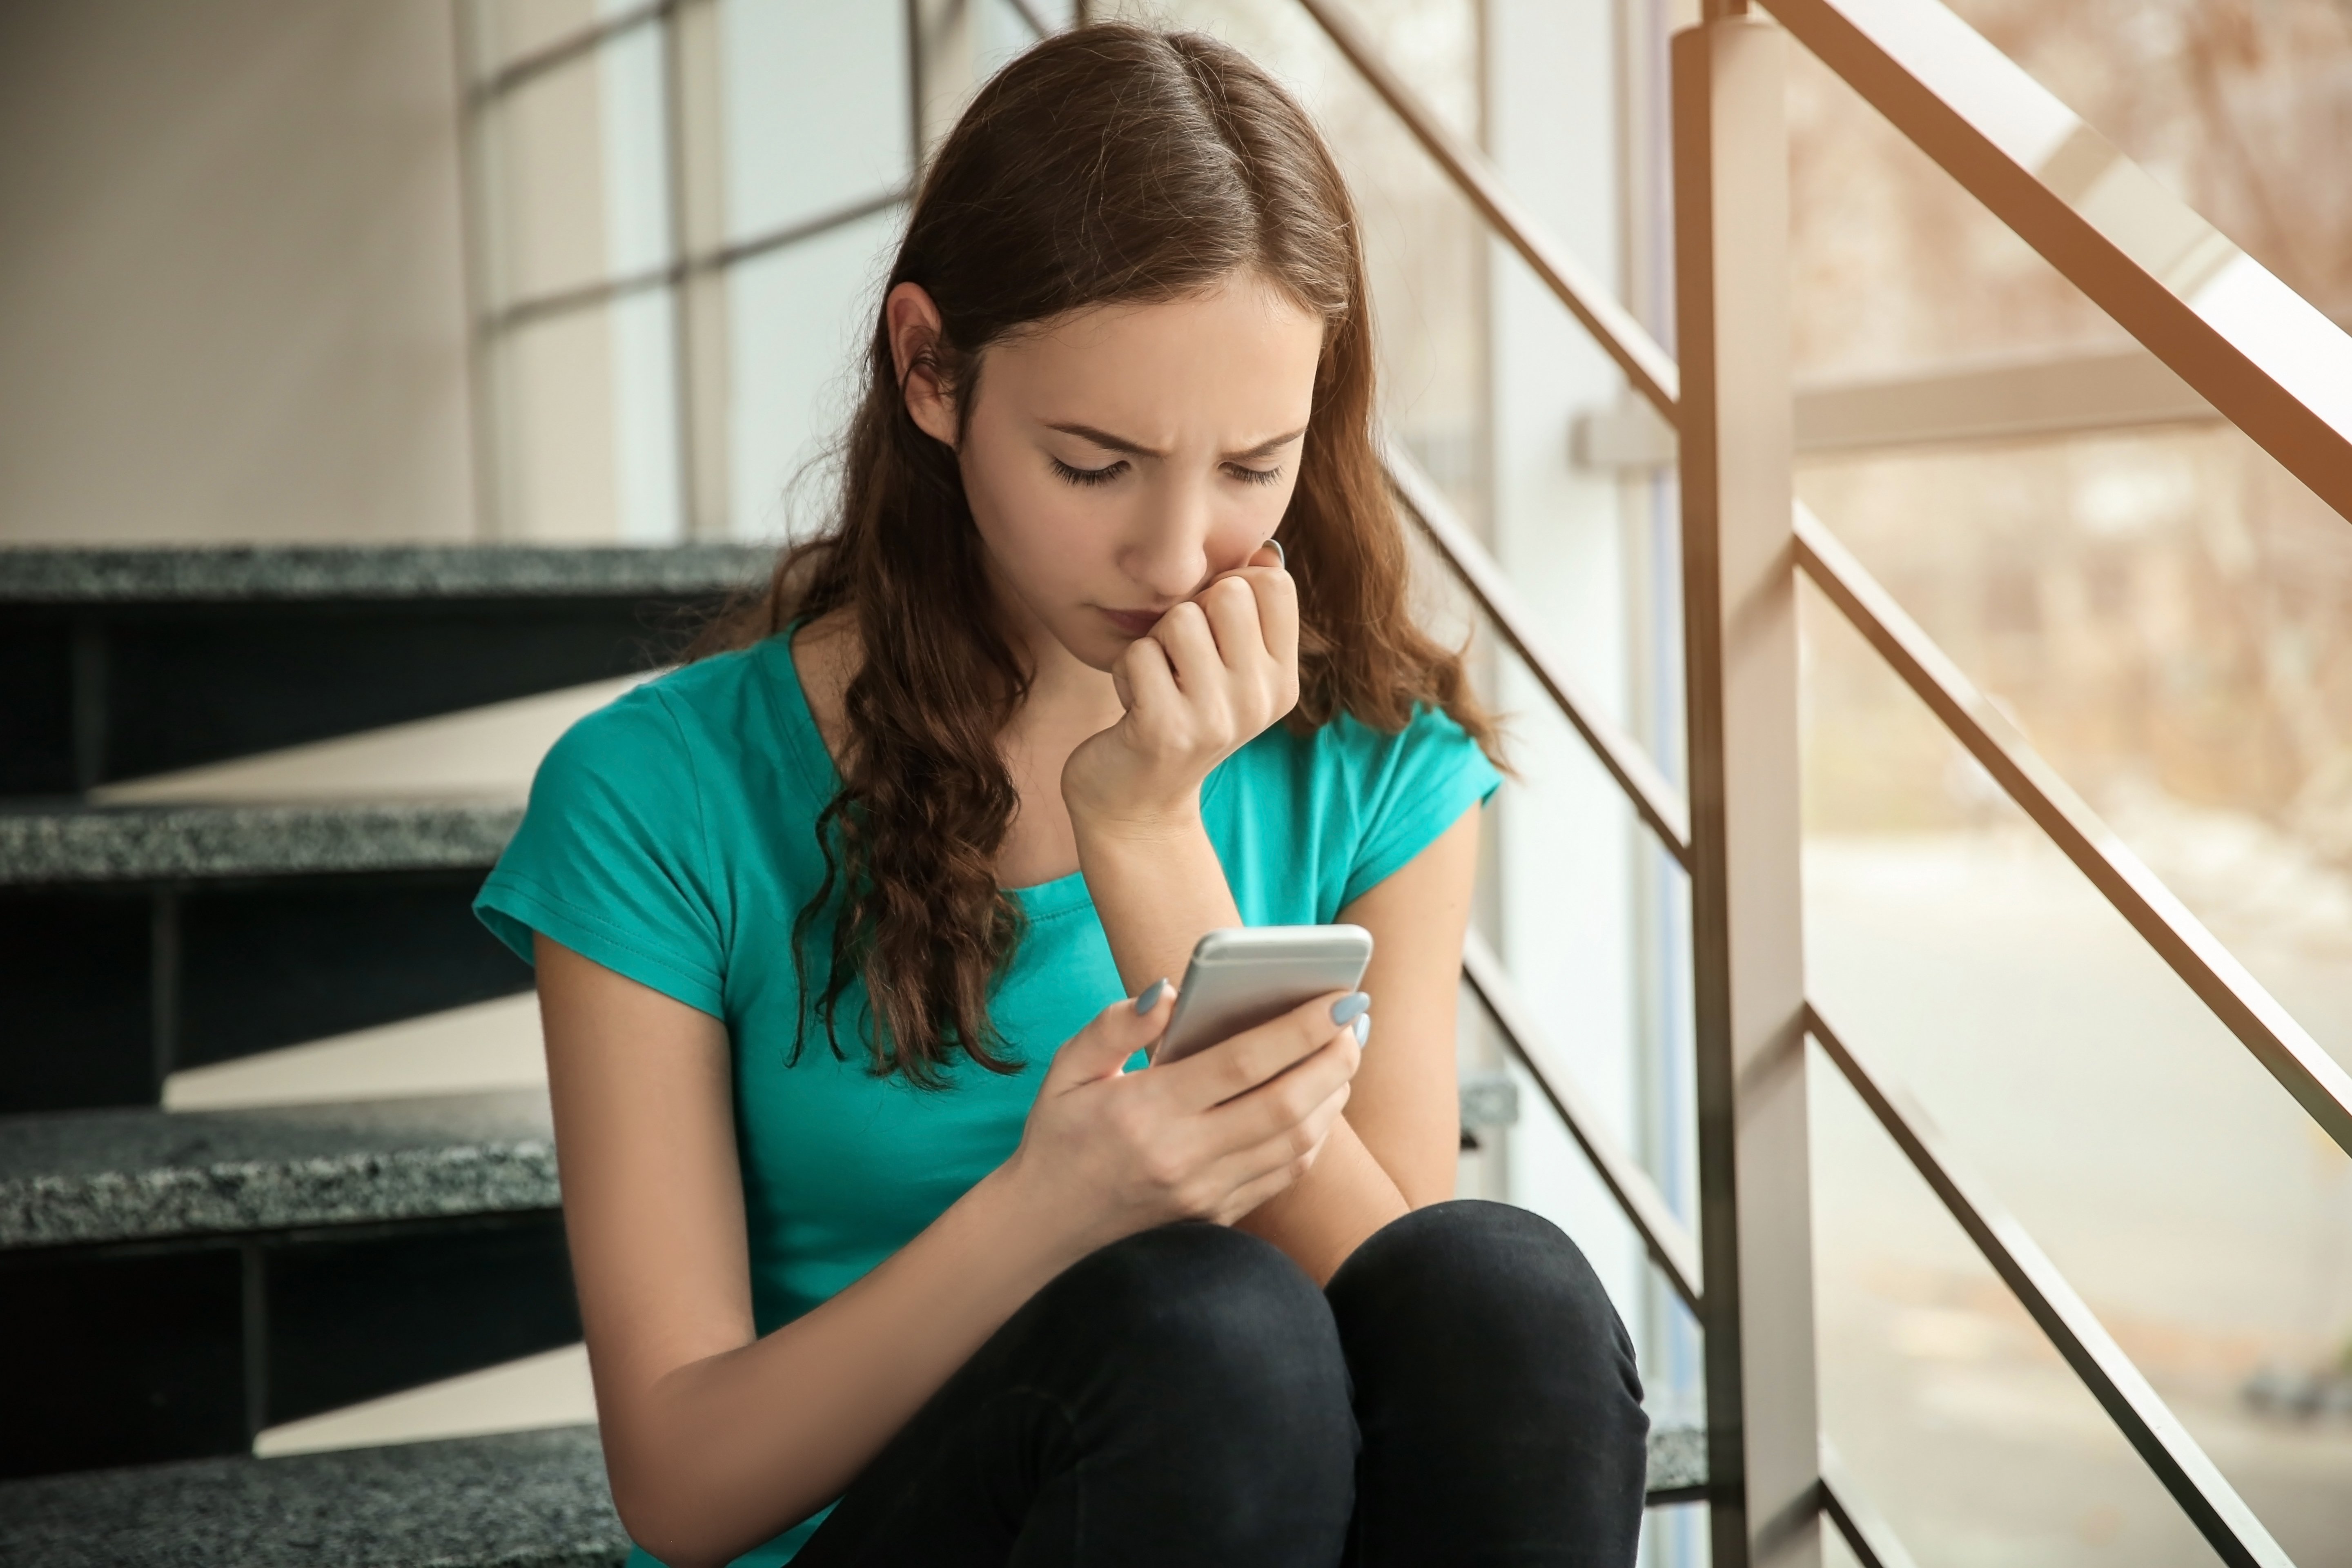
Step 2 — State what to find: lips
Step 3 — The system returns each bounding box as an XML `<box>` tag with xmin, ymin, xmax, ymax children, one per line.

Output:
<box><xmin>1100</xmin><ymin>607</ymin><xmax>1164</xmax><ymax>639</ymax></box>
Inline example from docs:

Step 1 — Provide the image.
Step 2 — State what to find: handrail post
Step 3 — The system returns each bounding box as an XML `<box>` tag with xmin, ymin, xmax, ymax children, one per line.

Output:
<box><xmin>1673</xmin><ymin>15</ymin><xmax>1820</xmax><ymax>1567</ymax></box>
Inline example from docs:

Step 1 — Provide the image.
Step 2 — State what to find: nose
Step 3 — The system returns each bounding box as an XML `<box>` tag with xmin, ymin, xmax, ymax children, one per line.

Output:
<box><xmin>1120</xmin><ymin>470</ymin><xmax>1214</xmax><ymax>602</ymax></box>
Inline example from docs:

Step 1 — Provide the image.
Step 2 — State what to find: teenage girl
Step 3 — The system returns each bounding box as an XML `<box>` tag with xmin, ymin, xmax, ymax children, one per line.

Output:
<box><xmin>477</xmin><ymin>24</ymin><xmax>1648</xmax><ymax>1568</ymax></box>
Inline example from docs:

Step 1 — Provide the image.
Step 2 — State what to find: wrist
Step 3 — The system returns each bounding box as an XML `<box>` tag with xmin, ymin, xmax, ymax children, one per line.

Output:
<box><xmin>979</xmin><ymin>1153</ymin><xmax>1110</xmax><ymax>1278</ymax></box>
<box><xmin>1065</xmin><ymin>790</ymin><xmax>1204</xmax><ymax>850</ymax></box>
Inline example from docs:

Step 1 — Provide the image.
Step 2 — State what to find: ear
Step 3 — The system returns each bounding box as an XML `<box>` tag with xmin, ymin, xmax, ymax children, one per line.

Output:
<box><xmin>886</xmin><ymin>282</ymin><xmax>959</xmax><ymax>448</ymax></box>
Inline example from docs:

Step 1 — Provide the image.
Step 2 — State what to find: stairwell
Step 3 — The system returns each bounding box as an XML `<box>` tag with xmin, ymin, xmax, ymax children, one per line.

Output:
<box><xmin>0</xmin><ymin>541</ymin><xmax>1703</xmax><ymax>1563</ymax></box>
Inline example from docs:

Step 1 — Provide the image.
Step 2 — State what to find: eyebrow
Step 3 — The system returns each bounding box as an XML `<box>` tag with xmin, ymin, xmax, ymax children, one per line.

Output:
<box><xmin>1044</xmin><ymin>422</ymin><xmax>1308</xmax><ymax>463</ymax></box>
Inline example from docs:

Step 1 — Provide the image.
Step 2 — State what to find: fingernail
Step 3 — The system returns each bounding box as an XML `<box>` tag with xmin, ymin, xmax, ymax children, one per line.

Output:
<box><xmin>1353</xmin><ymin>1013</ymin><xmax>1371</xmax><ymax>1046</ymax></box>
<box><xmin>1135</xmin><ymin>978</ymin><xmax>1170</xmax><ymax>1014</ymax></box>
<box><xmin>1265</xmin><ymin>537</ymin><xmax>1287</xmax><ymax>569</ymax></box>
<box><xmin>1330</xmin><ymin>991</ymin><xmax>1369</xmax><ymax>1026</ymax></box>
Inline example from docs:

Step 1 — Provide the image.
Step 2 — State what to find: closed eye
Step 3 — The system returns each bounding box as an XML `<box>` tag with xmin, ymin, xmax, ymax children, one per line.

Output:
<box><xmin>1051</xmin><ymin>456</ymin><xmax>1127</xmax><ymax>487</ymax></box>
<box><xmin>1226</xmin><ymin>465</ymin><xmax>1284</xmax><ymax>486</ymax></box>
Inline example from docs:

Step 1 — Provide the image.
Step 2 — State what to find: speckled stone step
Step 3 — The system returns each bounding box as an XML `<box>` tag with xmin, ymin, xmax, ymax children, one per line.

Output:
<box><xmin>0</xmin><ymin>1425</ymin><xmax>627</xmax><ymax>1568</ymax></box>
<box><xmin>0</xmin><ymin>800</ymin><xmax>521</xmax><ymax>887</ymax></box>
<box><xmin>2</xmin><ymin>801</ymin><xmax>532</xmax><ymax>1116</ymax></box>
<box><xmin>1</xmin><ymin>542</ymin><xmax>774</xmax><ymax>800</ymax></box>
<box><xmin>1</xmin><ymin>1094</ymin><xmax>577</xmax><ymax>1478</ymax></box>
<box><xmin>0</xmin><ymin>543</ymin><xmax>776</xmax><ymax>603</ymax></box>
<box><xmin>1644</xmin><ymin>1421</ymin><xmax>1707</xmax><ymax>1504</ymax></box>
<box><xmin>0</xmin><ymin>1090</ymin><xmax>557</xmax><ymax>1250</ymax></box>
<box><xmin>0</xmin><ymin>1420</ymin><xmax>1708</xmax><ymax>1567</ymax></box>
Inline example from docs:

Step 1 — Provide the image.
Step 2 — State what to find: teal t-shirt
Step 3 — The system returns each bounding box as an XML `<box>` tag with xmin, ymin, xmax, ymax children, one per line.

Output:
<box><xmin>473</xmin><ymin>633</ymin><xmax>1501</xmax><ymax>1566</ymax></box>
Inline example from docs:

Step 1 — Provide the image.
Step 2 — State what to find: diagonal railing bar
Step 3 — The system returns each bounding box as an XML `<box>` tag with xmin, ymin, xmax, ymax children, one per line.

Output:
<box><xmin>1762</xmin><ymin>0</ymin><xmax>2352</xmax><ymax>523</ymax></box>
<box><xmin>1794</xmin><ymin>504</ymin><xmax>2352</xmax><ymax>1158</ymax></box>
<box><xmin>1819</xmin><ymin>1441</ymin><xmax>1921</xmax><ymax>1568</ymax></box>
<box><xmin>476</xmin><ymin>0</ymin><xmax>671</xmax><ymax>101</ymax></box>
<box><xmin>1383</xmin><ymin>440</ymin><xmax>1693</xmax><ymax>866</ymax></box>
<box><xmin>1807</xmin><ymin>1004</ymin><xmax>2294</xmax><ymax>1568</ymax></box>
<box><xmin>493</xmin><ymin>187</ymin><xmax>911</xmax><ymax>333</ymax></box>
<box><xmin>1001</xmin><ymin>0</ymin><xmax>1058</xmax><ymax>41</ymax></box>
<box><xmin>1462</xmin><ymin>931</ymin><xmax>1704</xmax><ymax>1311</ymax></box>
<box><xmin>1294</xmin><ymin>0</ymin><xmax>1680</xmax><ymax>421</ymax></box>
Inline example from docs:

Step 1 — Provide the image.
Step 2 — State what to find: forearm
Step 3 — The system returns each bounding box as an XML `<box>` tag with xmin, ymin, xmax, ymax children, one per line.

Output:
<box><xmin>1076</xmin><ymin>808</ymin><xmax>1411</xmax><ymax>1282</ymax></box>
<box><xmin>604</xmin><ymin>1164</ymin><xmax>1091</xmax><ymax>1568</ymax></box>
<box><xmin>1073</xmin><ymin>806</ymin><xmax>1240</xmax><ymax>993</ymax></box>
<box><xmin>1235</xmin><ymin>1113</ymin><xmax>1408</xmax><ymax>1283</ymax></box>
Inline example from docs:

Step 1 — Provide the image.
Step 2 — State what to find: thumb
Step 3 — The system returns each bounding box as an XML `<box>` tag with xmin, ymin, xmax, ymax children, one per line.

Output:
<box><xmin>1045</xmin><ymin>980</ymin><xmax>1174</xmax><ymax>1090</ymax></box>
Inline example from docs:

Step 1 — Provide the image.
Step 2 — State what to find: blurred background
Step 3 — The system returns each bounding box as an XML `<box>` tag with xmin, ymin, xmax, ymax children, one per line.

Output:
<box><xmin>2</xmin><ymin>1</ymin><xmax>2348</xmax><ymax>1564</ymax></box>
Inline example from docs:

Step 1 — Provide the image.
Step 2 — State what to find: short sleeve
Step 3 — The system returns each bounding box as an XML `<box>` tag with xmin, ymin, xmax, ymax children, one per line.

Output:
<box><xmin>1339</xmin><ymin>705</ymin><xmax>1503</xmax><ymax>909</ymax></box>
<box><xmin>474</xmin><ymin>684</ymin><xmax>727</xmax><ymax>1017</ymax></box>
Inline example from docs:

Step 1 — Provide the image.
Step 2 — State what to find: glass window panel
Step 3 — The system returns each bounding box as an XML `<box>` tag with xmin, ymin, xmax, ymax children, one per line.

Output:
<box><xmin>470</xmin><ymin>0</ymin><xmax>605</xmax><ymax>77</ymax></box>
<box><xmin>608</xmin><ymin>289</ymin><xmax>685</xmax><ymax>541</ymax></box>
<box><xmin>597</xmin><ymin>20</ymin><xmax>673</xmax><ymax>280</ymax></box>
<box><xmin>721</xmin><ymin>0</ymin><xmax>911</xmax><ymax>245</ymax></box>
<box><xmin>971</xmin><ymin>0</ymin><xmax>1064</xmax><ymax>82</ymax></box>
<box><xmin>1941</xmin><ymin>0</ymin><xmax>2352</xmax><ymax>328</ymax></box>
<box><xmin>498</xmin><ymin>293</ymin><xmax>682</xmax><ymax>541</ymax></box>
<box><xmin>1810</xmin><ymin>1041</ymin><xmax>2224</xmax><ymax>1566</ymax></box>
<box><xmin>481</xmin><ymin>19</ymin><xmax>668</xmax><ymax>310</ymax></box>
<box><xmin>487</xmin><ymin>53</ymin><xmax>616</xmax><ymax>305</ymax></box>
<box><xmin>1800</xmin><ymin>544</ymin><xmax>2352</xmax><ymax>1563</ymax></box>
<box><xmin>726</xmin><ymin>209</ymin><xmax>900</xmax><ymax>539</ymax></box>
<box><xmin>500</xmin><ymin>305</ymin><xmax>621</xmax><ymax>540</ymax></box>
<box><xmin>1787</xmin><ymin>40</ymin><xmax>2134</xmax><ymax>383</ymax></box>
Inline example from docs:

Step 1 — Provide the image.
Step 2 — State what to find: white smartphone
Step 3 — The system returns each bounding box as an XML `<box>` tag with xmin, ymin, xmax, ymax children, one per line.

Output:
<box><xmin>1152</xmin><ymin>924</ymin><xmax>1374</xmax><ymax>1067</ymax></box>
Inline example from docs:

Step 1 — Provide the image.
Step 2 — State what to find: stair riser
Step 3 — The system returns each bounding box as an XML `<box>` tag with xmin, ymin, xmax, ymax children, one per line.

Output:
<box><xmin>0</xmin><ymin>1211</ymin><xmax>578</xmax><ymax>1479</ymax></box>
<box><xmin>1</xmin><ymin>597</ymin><xmax>713</xmax><ymax>797</ymax></box>
<box><xmin>0</xmin><ymin>873</ymin><xmax>528</xmax><ymax>1114</ymax></box>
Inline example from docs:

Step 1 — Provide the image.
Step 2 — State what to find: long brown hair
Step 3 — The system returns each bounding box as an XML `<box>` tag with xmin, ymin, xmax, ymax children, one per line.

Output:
<box><xmin>697</xmin><ymin>23</ymin><xmax>1497</xmax><ymax>1086</ymax></box>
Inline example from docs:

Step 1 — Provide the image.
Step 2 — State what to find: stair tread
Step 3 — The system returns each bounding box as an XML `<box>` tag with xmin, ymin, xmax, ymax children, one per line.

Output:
<box><xmin>0</xmin><ymin>800</ymin><xmax>523</xmax><ymax>886</ymax></box>
<box><xmin>0</xmin><ymin>1425</ymin><xmax>626</xmax><ymax>1568</ymax></box>
<box><xmin>0</xmin><ymin>1421</ymin><xmax>1710</xmax><ymax>1566</ymax></box>
<box><xmin>0</xmin><ymin>543</ymin><xmax>775</xmax><ymax>604</ymax></box>
<box><xmin>1644</xmin><ymin>1421</ymin><xmax>1707</xmax><ymax>1500</ymax></box>
<box><xmin>0</xmin><ymin>1090</ymin><xmax>557</xmax><ymax>1250</ymax></box>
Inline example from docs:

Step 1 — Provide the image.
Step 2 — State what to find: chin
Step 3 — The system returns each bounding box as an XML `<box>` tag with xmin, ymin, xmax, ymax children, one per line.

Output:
<box><xmin>1062</xmin><ymin>632</ymin><xmax>1129</xmax><ymax>674</ymax></box>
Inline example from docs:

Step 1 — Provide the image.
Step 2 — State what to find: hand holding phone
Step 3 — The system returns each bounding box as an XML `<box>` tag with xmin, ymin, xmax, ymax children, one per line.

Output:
<box><xmin>1152</xmin><ymin>924</ymin><xmax>1374</xmax><ymax>1067</ymax></box>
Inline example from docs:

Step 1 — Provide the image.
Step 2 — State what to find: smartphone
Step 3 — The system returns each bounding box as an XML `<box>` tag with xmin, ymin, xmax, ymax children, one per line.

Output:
<box><xmin>1152</xmin><ymin>924</ymin><xmax>1374</xmax><ymax>1067</ymax></box>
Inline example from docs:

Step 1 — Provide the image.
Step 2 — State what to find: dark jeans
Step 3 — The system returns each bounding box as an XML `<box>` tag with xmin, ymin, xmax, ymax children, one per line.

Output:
<box><xmin>792</xmin><ymin>1200</ymin><xmax>1650</xmax><ymax>1567</ymax></box>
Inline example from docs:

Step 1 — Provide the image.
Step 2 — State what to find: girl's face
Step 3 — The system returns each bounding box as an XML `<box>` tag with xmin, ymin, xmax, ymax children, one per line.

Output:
<box><xmin>895</xmin><ymin>272</ymin><xmax>1325</xmax><ymax>672</ymax></box>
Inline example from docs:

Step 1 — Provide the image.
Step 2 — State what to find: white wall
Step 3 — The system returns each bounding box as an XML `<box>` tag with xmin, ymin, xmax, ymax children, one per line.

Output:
<box><xmin>0</xmin><ymin>0</ymin><xmax>477</xmax><ymax>543</ymax></box>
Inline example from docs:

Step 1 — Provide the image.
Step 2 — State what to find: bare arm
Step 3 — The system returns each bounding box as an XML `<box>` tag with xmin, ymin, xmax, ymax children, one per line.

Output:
<box><xmin>1234</xmin><ymin>806</ymin><xmax>1480</xmax><ymax>1274</ymax></box>
<box><xmin>1080</xmin><ymin>805</ymin><xmax>1481</xmax><ymax>1281</ymax></box>
<box><xmin>1066</xmin><ymin>555</ymin><xmax>1483</xmax><ymax>1283</ymax></box>
<box><xmin>536</xmin><ymin>934</ymin><xmax>1359</xmax><ymax>1568</ymax></box>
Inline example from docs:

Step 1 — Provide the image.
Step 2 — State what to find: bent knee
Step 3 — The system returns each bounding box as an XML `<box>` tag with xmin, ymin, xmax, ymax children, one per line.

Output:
<box><xmin>1047</xmin><ymin>1223</ymin><xmax>1347</xmax><ymax>1398</ymax></box>
<box><xmin>1330</xmin><ymin>1201</ymin><xmax>1635</xmax><ymax>1371</ymax></box>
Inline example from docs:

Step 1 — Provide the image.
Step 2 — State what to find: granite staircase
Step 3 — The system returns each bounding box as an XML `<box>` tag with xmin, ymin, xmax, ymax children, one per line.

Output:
<box><xmin>0</xmin><ymin>544</ymin><xmax>1703</xmax><ymax>1566</ymax></box>
<box><xmin>0</xmin><ymin>545</ymin><xmax>766</xmax><ymax>1565</ymax></box>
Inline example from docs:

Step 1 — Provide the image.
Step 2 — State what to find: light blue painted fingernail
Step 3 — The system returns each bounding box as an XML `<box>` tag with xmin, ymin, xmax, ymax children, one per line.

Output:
<box><xmin>1353</xmin><ymin>1013</ymin><xmax>1371</xmax><ymax>1046</ymax></box>
<box><xmin>1330</xmin><ymin>991</ymin><xmax>1370</xmax><ymax>1026</ymax></box>
<box><xmin>1265</xmin><ymin>536</ymin><xmax>1287</xmax><ymax>569</ymax></box>
<box><xmin>1135</xmin><ymin>978</ymin><xmax>1170</xmax><ymax>1014</ymax></box>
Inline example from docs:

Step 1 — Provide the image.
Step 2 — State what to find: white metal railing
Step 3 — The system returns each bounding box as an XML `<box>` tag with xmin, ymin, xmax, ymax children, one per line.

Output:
<box><xmin>1290</xmin><ymin>1</ymin><xmax>2351</xmax><ymax>1566</ymax></box>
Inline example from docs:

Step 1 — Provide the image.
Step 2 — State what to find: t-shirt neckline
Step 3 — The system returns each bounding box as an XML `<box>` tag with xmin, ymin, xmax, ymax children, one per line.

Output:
<box><xmin>757</xmin><ymin>629</ymin><xmax>1096</xmax><ymax>920</ymax></box>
